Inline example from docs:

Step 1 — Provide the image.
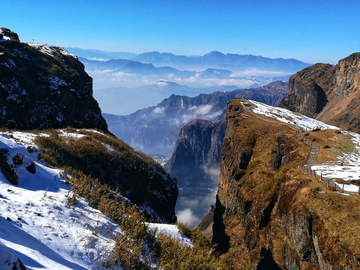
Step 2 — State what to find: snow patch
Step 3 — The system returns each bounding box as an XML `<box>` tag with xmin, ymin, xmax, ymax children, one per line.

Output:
<box><xmin>246</xmin><ymin>100</ymin><xmax>339</xmax><ymax>131</ymax></box>
<box><xmin>0</xmin><ymin>130</ymin><xmax>122</xmax><ymax>269</ymax></box>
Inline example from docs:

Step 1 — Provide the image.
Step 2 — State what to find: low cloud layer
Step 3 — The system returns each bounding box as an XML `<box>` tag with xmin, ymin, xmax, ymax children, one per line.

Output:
<box><xmin>176</xmin><ymin>188</ymin><xmax>218</xmax><ymax>228</ymax></box>
<box><xmin>177</xmin><ymin>208</ymin><xmax>201</xmax><ymax>228</ymax></box>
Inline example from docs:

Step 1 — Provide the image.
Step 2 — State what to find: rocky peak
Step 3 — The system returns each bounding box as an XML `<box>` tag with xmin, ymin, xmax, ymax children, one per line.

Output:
<box><xmin>0</xmin><ymin>27</ymin><xmax>20</xmax><ymax>42</ymax></box>
<box><xmin>333</xmin><ymin>52</ymin><xmax>360</xmax><ymax>96</ymax></box>
<box><xmin>280</xmin><ymin>52</ymin><xmax>360</xmax><ymax>132</ymax></box>
<box><xmin>0</xmin><ymin>27</ymin><xmax>108</xmax><ymax>131</ymax></box>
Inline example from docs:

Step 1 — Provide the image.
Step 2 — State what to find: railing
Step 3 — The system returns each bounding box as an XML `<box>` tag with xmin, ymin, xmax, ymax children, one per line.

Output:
<box><xmin>295</xmin><ymin>128</ymin><xmax>360</xmax><ymax>196</ymax></box>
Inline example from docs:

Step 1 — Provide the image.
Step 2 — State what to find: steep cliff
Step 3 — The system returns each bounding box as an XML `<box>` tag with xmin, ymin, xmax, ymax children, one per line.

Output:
<box><xmin>0</xmin><ymin>27</ymin><xmax>107</xmax><ymax>131</ymax></box>
<box><xmin>280</xmin><ymin>53</ymin><xmax>360</xmax><ymax>133</ymax></box>
<box><xmin>213</xmin><ymin>99</ymin><xmax>360</xmax><ymax>269</ymax></box>
<box><xmin>164</xmin><ymin>119</ymin><xmax>226</xmax><ymax>225</ymax></box>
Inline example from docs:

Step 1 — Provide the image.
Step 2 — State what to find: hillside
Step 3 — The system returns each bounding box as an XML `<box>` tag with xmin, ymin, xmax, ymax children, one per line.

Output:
<box><xmin>211</xmin><ymin>98</ymin><xmax>360</xmax><ymax>269</ymax></box>
<box><xmin>280</xmin><ymin>52</ymin><xmax>360</xmax><ymax>133</ymax></box>
<box><xmin>105</xmin><ymin>81</ymin><xmax>287</xmax><ymax>156</ymax></box>
<box><xmin>0</xmin><ymin>129</ymin><xmax>193</xmax><ymax>269</ymax></box>
<box><xmin>0</xmin><ymin>27</ymin><xmax>107</xmax><ymax>131</ymax></box>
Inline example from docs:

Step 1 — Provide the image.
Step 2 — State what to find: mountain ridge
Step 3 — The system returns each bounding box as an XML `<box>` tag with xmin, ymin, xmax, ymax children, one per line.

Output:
<box><xmin>280</xmin><ymin>52</ymin><xmax>360</xmax><ymax>133</ymax></box>
<box><xmin>132</xmin><ymin>50</ymin><xmax>310</xmax><ymax>72</ymax></box>
<box><xmin>0</xmin><ymin>27</ymin><xmax>108</xmax><ymax>132</ymax></box>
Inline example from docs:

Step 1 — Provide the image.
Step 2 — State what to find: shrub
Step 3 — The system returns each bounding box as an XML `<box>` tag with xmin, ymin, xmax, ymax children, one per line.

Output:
<box><xmin>27</xmin><ymin>146</ymin><xmax>35</xmax><ymax>153</ymax></box>
<box><xmin>26</xmin><ymin>162</ymin><xmax>36</xmax><ymax>174</ymax></box>
<box><xmin>0</xmin><ymin>149</ymin><xmax>18</xmax><ymax>185</ymax></box>
<box><xmin>12</xmin><ymin>153</ymin><xmax>23</xmax><ymax>166</ymax></box>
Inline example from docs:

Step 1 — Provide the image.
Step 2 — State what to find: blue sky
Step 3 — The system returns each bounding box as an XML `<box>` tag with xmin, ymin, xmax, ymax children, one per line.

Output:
<box><xmin>2</xmin><ymin>0</ymin><xmax>359</xmax><ymax>64</ymax></box>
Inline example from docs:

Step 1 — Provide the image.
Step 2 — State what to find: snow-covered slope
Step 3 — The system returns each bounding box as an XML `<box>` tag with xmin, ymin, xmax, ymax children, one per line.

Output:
<box><xmin>0</xmin><ymin>130</ymin><xmax>186</xmax><ymax>270</ymax></box>
<box><xmin>243</xmin><ymin>99</ymin><xmax>360</xmax><ymax>194</ymax></box>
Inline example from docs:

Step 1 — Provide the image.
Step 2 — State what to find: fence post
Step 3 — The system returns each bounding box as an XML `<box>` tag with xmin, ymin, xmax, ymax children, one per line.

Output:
<box><xmin>358</xmin><ymin>187</ymin><xmax>360</xmax><ymax>196</ymax></box>
<box><xmin>342</xmin><ymin>184</ymin><xmax>344</xmax><ymax>193</ymax></box>
<box><xmin>320</xmin><ymin>172</ymin><xmax>322</xmax><ymax>181</ymax></box>
<box><xmin>327</xmin><ymin>179</ymin><xmax>329</xmax><ymax>187</ymax></box>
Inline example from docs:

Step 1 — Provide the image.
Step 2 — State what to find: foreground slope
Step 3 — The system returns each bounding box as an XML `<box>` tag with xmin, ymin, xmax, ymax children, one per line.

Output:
<box><xmin>0</xmin><ymin>129</ymin><xmax>186</xmax><ymax>269</ymax></box>
<box><xmin>212</xmin><ymin>98</ymin><xmax>360</xmax><ymax>269</ymax></box>
<box><xmin>0</xmin><ymin>27</ymin><xmax>107</xmax><ymax>131</ymax></box>
<box><xmin>280</xmin><ymin>52</ymin><xmax>360</xmax><ymax>133</ymax></box>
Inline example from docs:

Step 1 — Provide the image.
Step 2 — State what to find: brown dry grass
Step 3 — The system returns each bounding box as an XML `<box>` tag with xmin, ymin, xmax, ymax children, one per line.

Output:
<box><xmin>235</xmin><ymin>113</ymin><xmax>310</xmax><ymax>203</ymax></box>
<box><xmin>294</xmin><ymin>178</ymin><xmax>360</xmax><ymax>259</ymax></box>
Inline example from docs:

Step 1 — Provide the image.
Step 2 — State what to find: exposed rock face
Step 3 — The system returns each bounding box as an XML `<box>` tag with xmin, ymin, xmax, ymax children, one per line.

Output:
<box><xmin>164</xmin><ymin>119</ymin><xmax>226</xmax><ymax>225</ymax></box>
<box><xmin>280</xmin><ymin>53</ymin><xmax>360</xmax><ymax>132</ymax></box>
<box><xmin>104</xmin><ymin>81</ymin><xmax>287</xmax><ymax>155</ymax></box>
<box><xmin>0</xmin><ymin>27</ymin><xmax>108</xmax><ymax>131</ymax></box>
<box><xmin>270</xmin><ymin>134</ymin><xmax>299</xmax><ymax>170</ymax></box>
<box><xmin>165</xmin><ymin>119</ymin><xmax>226</xmax><ymax>181</ymax></box>
<box><xmin>212</xmin><ymin>99</ymin><xmax>360</xmax><ymax>269</ymax></box>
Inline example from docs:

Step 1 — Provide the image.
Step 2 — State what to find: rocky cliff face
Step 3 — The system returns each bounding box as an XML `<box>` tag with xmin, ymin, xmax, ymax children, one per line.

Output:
<box><xmin>280</xmin><ymin>53</ymin><xmax>360</xmax><ymax>132</ymax></box>
<box><xmin>164</xmin><ymin>119</ymin><xmax>226</xmax><ymax>225</ymax></box>
<box><xmin>0</xmin><ymin>27</ymin><xmax>107</xmax><ymax>131</ymax></box>
<box><xmin>212</xmin><ymin>99</ymin><xmax>360</xmax><ymax>269</ymax></box>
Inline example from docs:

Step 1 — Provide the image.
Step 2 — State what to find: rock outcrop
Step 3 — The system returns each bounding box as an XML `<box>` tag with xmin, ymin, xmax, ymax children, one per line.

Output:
<box><xmin>212</xmin><ymin>99</ymin><xmax>360</xmax><ymax>269</ymax></box>
<box><xmin>0</xmin><ymin>27</ymin><xmax>108</xmax><ymax>131</ymax></box>
<box><xmin>280</xmin><ymin>53</ymin><xmax>360</xmax><ymax>132</ymax></box>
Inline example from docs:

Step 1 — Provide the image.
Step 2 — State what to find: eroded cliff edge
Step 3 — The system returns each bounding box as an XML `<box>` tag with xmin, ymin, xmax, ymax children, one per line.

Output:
<box><xmin>212</xmin><ymin>99</ymin><xmax>360</xmax><ymax>269</ymax></box>
<box><xmin>0</xmin><ymin>27</ymin><xmax>108</xmax><ymax>131</ymax></box>
<box><xmin>279</xmin><ymin>53</ymin><xmax>360</xmax><ymax>133</ymax></box>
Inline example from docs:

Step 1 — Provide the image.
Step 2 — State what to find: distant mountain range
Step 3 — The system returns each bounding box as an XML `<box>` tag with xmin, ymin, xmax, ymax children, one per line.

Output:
<box><xmin>66</xmin><ymin>47</ymin><xmax>137</xmax><ymax>60</ymax></box>
<box><xmin>94</xmin><ymin>81</ymin><xmax>269</xmax><ymax>115</ymax></box>
<box><xmin>104</xmin><ymin>81</ymin><xmax>288</xmax><ymax>155</ymax></box>
<box><xmin>67</xmin><ymin>48</ymin><xmax>310</xmax><ymax>72</ymax></box>
<box><xmin>68</xmin><ymin>48</ymin><xmax>302</xmax><ymax>115</ymax></box>
<box><xmin>132</xmin><ymin>51</ymin><xmax>310</xmax><ymax>72</ymax></box>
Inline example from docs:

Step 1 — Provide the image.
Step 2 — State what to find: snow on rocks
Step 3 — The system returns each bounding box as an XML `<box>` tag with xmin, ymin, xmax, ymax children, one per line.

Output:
<box><xmin>244</xmin><ymin>100</ymin><xmax>339</xmax><ymax>131</ymax></box>
<box><xmin>27</xmin><ymin>43</ymin><xmax>77</xmax><ymax>59</ymax></box>
<box><xmin>48</xmin><ymin>74</ymin><xmax>68</xmax><ymax>90</ymax></box>
<box><xmin>0</xmin><ymin>29</ymin><xmax>11</xmax><ymax>42</ymax></box>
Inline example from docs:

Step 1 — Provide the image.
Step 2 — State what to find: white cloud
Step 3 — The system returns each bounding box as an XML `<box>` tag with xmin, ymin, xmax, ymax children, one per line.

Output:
<box><xmin>230</xmin><ymin>68</ymin><xmax>291</xmax><ymax>77</ymax></box>
<box><xmin>156</xmin><ymin>81</ymin><xmax>168</xmax><ymax>86</ymax></box>
<box><xmin>153</xmin><ymin>107</ymin><xmax>165</xmax><ymax>114</ymax></box>
<box><xmin>177</xmin><ymin>208</ymin><xmax>201</xmax><ymax>228</ymax></box>
<box><xmin>88</xmin><ymin>57</ymin><xmax>109</xmax><ymax>61</ymax></box>
<box><xmin>203</xmin><ymin>166</ymin><xmax>221</xmax><ymax>181</ymax></box>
